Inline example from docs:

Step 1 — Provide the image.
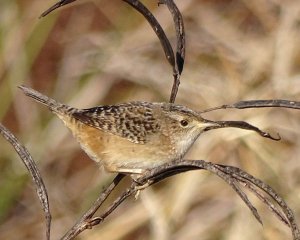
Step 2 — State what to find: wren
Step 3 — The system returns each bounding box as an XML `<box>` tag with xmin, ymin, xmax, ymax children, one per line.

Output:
<box><xmin>19</xmin><ymin>85</ymin><xmax>278</xmax><ymax>178</ymax></box>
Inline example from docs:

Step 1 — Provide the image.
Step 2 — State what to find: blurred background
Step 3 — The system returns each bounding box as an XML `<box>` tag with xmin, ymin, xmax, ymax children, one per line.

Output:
<box><xmin>1</xmin><ymin>0</ymin><xmax>300</xmax><ymax>239</ymax></box>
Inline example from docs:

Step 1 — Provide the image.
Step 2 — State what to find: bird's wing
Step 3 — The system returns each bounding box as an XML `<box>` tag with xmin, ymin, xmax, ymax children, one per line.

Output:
<box><xmin>71</xmin><ymin>103</ymin><xmax>161</xmax><ymax>144</ymax></box>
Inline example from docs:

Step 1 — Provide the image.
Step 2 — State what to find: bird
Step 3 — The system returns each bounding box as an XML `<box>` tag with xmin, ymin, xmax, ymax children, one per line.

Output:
<box><xmin>19</xmin><ymin>85</ymin><xmax>278</xmax><ymax>179</ymax></box>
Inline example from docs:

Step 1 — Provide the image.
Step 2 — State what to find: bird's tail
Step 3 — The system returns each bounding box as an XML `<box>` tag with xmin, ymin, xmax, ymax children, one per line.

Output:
<box><xmin>19</xmin><ymin>85</ymin><xmax>73</xmax><ymax>115</ymax></box>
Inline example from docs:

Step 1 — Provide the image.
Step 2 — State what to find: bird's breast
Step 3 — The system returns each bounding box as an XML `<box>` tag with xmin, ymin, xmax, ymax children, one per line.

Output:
<box><xmin>59</xmin><ymin>117</ymin><xmax>177</xmax><ymax>171</ymax></box>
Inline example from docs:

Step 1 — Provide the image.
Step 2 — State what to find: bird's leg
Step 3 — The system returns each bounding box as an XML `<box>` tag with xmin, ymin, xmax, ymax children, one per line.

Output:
<box><xmin>129</xmin><ymin>170</ymin><xmax>154</xmax><ymax>199</ymax></box>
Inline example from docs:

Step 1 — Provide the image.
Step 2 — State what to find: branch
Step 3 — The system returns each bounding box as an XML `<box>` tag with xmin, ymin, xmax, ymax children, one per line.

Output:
<box><xmin>0</xmin><ymin>123</ymin><xmax>51</xmax><ymax>240</ymax></box>
<box><xmin>200</xmin><ymin>99</ymin><xmax>300</xmax><ymax>113</ymax></box>
<box><xmin>215</xmin><ymin>164</ymin><xmax>300</xmax><ymax>239</ymax></box>
<box><xmin>40</xmin><ymin>0</ymin><xmax>76</xmax><ymax>18</ymax></box>
<box><xmin>142</xmin><ymin>160</ymin><xmax>300</xmax><ymax>239</ymax></box>
<box><xmin>159</xmin><ymin>0</ymin><xmax>185</xmax><ymax>74</ymax></box>
<box><xmin>61</xmin><ymin>174</ymin><xmax>125</xmax><ymax>240</ymax></box>
<box><xmin>61</xmin><ymin>159</ymin><xmax>300</xmax><ymax>240</ymax></box>
<box><xmin>40</xmin><ymin>0</ymin><xmax>182</xmax><ymax>103</ymax></box>
<box><xmin>158</xmin><ymin>0</ymin><xmax>185</xmax><ymax>103</ymax></box>
<box><xmin>123</xmin><ymin>0</ymin><xmax>176</xmax><ymax>71</ymax></box>
<box><xmin>238</xmin><ymin>178</ymin><xmax>289</xmax><ymax>226</ymax></box>
<box><xmin>204</xmin><ymin>119</ymin><xmax>281</xmax><ymax>141</ymax></box>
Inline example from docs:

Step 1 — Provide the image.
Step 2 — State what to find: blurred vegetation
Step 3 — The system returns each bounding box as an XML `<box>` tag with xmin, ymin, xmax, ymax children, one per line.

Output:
<box><xmin>1</xmin><ymin>0</ymin><xmax>300</xmax><ymax>239</ymax></box>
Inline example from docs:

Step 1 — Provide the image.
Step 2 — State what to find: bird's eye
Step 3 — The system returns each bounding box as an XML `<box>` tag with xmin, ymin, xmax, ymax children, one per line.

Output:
<box><xmin>180</xmin><ymin>119</ymin><xmax>189</xmax><ymax>127</ymax></box>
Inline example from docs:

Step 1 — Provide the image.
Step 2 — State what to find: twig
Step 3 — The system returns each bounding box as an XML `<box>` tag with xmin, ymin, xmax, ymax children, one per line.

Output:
<box><xmin>40</xmin><ymin>0</ymin><xmax>76</xmax><ymax>18</ymax></box>
<box><xmin>0</xmin><ymin>123</ymin><xmax>51</xmax><ymax>240</ymax></box>
<box><xmin>158</xmin><ymin>0</ymin><xmax>185</xmax><ymax>74</ymax></box>
<box><xmin>200</xmin><ymin>99</ymin><xmax>300</xmax><ymax>113</ymax></box>
<box><xmin>158</xmin><ymin>0</ymin><xmax>185</xmax><ymax>103</ymax></box>
<box><xmin>139</xmin><ymin>160</ymin><xmax>300</xmax><ymax>239</ymax></box>
<box><xmin>40</xmin><ymin>0</ymin><xmax>182</xmax><ymax>103</ymax></box>
<box><xmin>215</xmin><ymin>164</ymin><xmax>300</xmax><ymax>240</ymax></box>
<box><xmin>206</xmin><ymin>164</ymin><xmax>263</xmax><ymax>225</ymax></box>
<box><xmin>239</xmin><ymin>180</ymin><xmax>289</xmax><ymax>226</ymax></box>
<box><xmin>63</xmin><ymin>159</ymin><xmax>300</xmax><ymax>239</ymax></box>
<box><xmin>123</xmin><ymin>0</ymin><xmax>175</xmax><ymax>70</ymax></box>
<box><xmin>40</xmin><ymin>0</ymin><xmax>177</xmax><ymax>72</ymax></box>
<box><xmin>204</xmin><ymin>119</ymin><xmax>281</xmax><ymax>141</ymax></box>
<box><xmin>61</xmin><ymin>174</ymin><xmax>125</xmax><ymax>240</ymax></box>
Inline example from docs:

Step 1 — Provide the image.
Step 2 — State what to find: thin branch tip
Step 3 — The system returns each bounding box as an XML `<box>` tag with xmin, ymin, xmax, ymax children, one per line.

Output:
<box><xmin>40</xmin><ymin>0</ymin><xmax>76</xmax><ymax>18</ymax></box>
<box><xmin>265</xmin><ymin>132</ymin><xmax>281</xmax><ymax>141</ymax></box>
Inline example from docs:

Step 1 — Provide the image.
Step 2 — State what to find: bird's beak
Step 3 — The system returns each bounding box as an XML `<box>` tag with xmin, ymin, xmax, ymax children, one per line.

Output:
<box><xmin>198</xmin><ymin>118</ymin><xmax>223</xmax><ymax>131</ymax></box>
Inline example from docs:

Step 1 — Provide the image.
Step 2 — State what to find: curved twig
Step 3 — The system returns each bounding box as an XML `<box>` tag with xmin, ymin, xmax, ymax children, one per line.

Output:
<box><xmin>60</xmin><ymin>159</ymin><xmax>300</xmax><ymax>239</ymax></box>
<box><xmin>123</xmin><ymin>0</ymin><xmax>175</xmax><ymax>70</ymax></box>
<box><xmin>40</xmin><ymin>0</ymin><xmax>76</xmax><ymax>18</ymax></box>
<box><xmin>215</xmin><ymin>164</ymin><xmax>300</xmax><ymax>239</ymax></box>
<box><xmin>200</xmin><ymin>99</ymin><xmax>300</xmax><ymax>113</ymax></box>
<box><xmin>158</xmin><ymin>0</ymin><xmax>185</xmax><ymax>103</ymax></box>
<box><xmin>204</xmin><ymin>120</ymin><xmax>281</xmax><ymax>141</ymax></box>
<box><xmin>0</xmin><ymin>123</ymin><xmax>51</xmax><ymax>240</ymax></box>
<box><xmin>61</xmin><ymin>174</ymin><xmax>125</xmax><ymax>240</ymax></box>
<box><xmin>158</xmin><ymin>0</ymin><xmax>185</xmax><ymax>74</ymax></box>
<box><xmin>239</xmin><ymin>180</ymin><xmax>289</xmax><ymax>226</ymax></box>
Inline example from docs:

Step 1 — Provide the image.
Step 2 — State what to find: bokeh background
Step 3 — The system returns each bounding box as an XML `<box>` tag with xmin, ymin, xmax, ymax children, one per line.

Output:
<box><xmin>1</xmin><ymin>0</ymin><xmax>300</xmax><ymax>239</ymax></box>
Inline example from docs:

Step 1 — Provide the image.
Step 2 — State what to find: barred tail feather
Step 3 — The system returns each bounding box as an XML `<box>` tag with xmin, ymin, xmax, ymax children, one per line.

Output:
<box><xmin>18</xmin><ymin>85</ymin><xmax>72</xmax><ymax>115</ymax></box>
